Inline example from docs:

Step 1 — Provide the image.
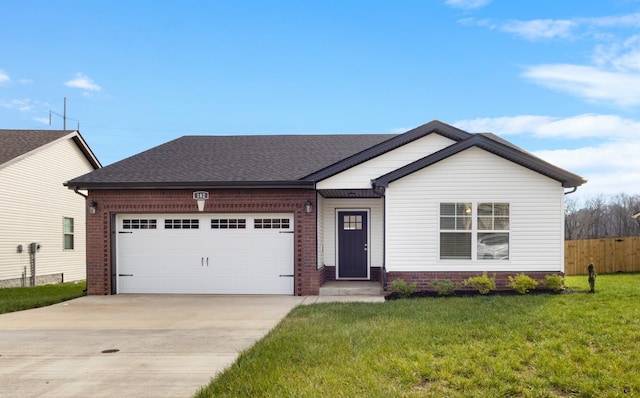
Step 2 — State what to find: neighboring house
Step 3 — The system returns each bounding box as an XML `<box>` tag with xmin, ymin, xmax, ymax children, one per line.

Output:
<box><xmin>65</xmin><ymin>120</ymin><xmax>586</xmax><ymax>296</ymax></box>
<box><xmin>0</xmin><ymin>130</ymin><xmax>101</xmax><ymax>288</ymax></box>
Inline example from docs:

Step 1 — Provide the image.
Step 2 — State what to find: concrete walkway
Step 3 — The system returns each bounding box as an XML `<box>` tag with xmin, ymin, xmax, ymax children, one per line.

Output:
<box><xmin>0</xmin><ymin>294</ymin><xmax>383</xmax><ymax>398</ymax></box>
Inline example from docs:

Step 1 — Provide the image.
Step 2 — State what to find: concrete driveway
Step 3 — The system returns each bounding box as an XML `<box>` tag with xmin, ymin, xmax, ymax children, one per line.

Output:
<box><xmin>0</xmin><ymin>295</ymin><xmax>307</xmax><ymax>398</ymax></box>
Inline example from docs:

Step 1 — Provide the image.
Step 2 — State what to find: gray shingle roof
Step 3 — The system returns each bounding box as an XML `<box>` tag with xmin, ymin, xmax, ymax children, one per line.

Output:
<box><xmin>0</xmin><ymin>130</ymin><xmax>71</xmax><ymax>166</ymax></box>
<box><xmin>65</xmin><ymin>120</ymin><xmax>586</xmax><ymax>190</ymax></box>
<box><xmin>66</xmin><ymin>134</ymin><xmax>397</xmax><ymax>188</ymax></box>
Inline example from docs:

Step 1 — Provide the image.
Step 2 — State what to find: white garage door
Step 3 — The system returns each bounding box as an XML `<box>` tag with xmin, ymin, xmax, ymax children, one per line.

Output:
<box><xmin>116</xmin><ymin>213</ymin><xmax>294</xmax><ymax>294</ymax></box>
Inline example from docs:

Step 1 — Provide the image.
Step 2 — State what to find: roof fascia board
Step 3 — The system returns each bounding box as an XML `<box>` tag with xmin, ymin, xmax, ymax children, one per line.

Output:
<box><xmin>64</xmin><ymin>180</ymin><xmax>316</xmax><ymax>190</ymax></box>
<box><xmin>372</xmin><ymin>134</ymin><xmax>586</xmax><ymax>189</ymax></box>
<box><xmin>303</xmin><ymin>120</ymin><xmax>472</xmax><ymax>182</ymax></box>
<box><xmin>71</xmin><ymin>131</ymin><xmax>102</xmax><ymax>169</ymax></box>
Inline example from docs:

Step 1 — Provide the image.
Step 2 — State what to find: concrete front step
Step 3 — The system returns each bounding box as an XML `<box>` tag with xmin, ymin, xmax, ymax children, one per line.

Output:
<box><xmin>319</xmin><ymin>281</ymin><xmax>383</xmax><ymax>296</ymax></box>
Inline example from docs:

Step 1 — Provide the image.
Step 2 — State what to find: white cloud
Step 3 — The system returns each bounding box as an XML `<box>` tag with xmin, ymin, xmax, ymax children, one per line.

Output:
<box><xmin>534</xmin><ymin>142</ymin><xmax>640</xmax><ymax>197</ymax></box>
<box><xmin>444</xmin><ymin>0</ymin><xmax>491</xmax><ymax>10</ymax></box>
<box><xmin>65</xmin><ymin>73</ymin><xmax>101</xmax><ymax>91</ymax></box>
<box><xmin>0</xmin><ymin>98</ymin><xmax>35</xmax><ymax>112</ymax></box>
<box><xmin>592</xmin><ymin>35</ymin><xmax>640</xmax><ymax>72</ymax></box>
<box><xmin>454</xmin><ymin>114</ymin><xmax>640</xmax><ymax>197</ymax></box>
<box><xmin>32</xmin><ymin>116</ymin><xmax>50</xmax><ymax>125</ymax></box>
<box><xmin>488</xmin><ymin>13</ymin><xmax>640</xmax><ymax>42</ymax></box>
<box><xmin>587</xmin><ymin>12</ymin><xmax>640</xmax><ymax>29</ymax></box>
<box><xmin>501</xmin><ymin>19</ymin><xmax>577</xmax><ymax>41</ymax></box>
<box><xmin>522</xmin><ymin>64</ymin><xmax>640</xmax><ymax>107</ymax></box>
<box><xmin>0</xmin><ymin>69</ymin><xmax>10</xmax><ymax>85</ymax></box>
<box><xmin>454</xmin><ymin>114</ymin><xmax>640</xmax><ymax>140</ymax></box>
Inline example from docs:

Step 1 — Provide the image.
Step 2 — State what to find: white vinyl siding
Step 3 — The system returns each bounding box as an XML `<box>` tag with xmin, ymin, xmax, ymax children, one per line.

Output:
<box><xmin>385</xmin><ymin>148</ymin><xmax>565</xmax><ymax>272</ymax></box>
<box><xmin>316</xmin><ymin>134</ymin><xmax>455</xmax><ymax>189</ymax></box>
<box><xmin>0</xmin><ymin>137</ymin><xmax>94</xmax><ymax>283</ymax></box>
<box><xmin>321</xmin><ymin>198</ymin><xmax>384</xmax><ymax>268</ymax></box>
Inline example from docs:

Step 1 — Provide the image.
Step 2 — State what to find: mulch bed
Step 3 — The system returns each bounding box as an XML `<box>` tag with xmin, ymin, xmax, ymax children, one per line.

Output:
<box><xmin>384</xmin><ymin>288</ymin><xmax>582</xmax><ymax>300</ymax></box>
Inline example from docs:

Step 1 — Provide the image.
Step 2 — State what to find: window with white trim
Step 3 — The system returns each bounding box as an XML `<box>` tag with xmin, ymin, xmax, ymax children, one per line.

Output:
<box><xmin>63</xmin><ymin>217</ymin><xmax>74</xmax><ymax>250</ymax></box>
<box><xmin>439</xmin><ymin>203</ymin><xmax>472</xmax><ymax>259</ymax></box>
<box><xmin>439</xmin><ymin>202</ymin><xmax>509</xmax><ymax>260</ymax></box>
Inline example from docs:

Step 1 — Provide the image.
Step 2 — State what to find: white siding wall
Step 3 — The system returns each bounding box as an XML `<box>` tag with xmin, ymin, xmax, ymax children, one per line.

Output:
<box><xmin>321</xmin><ymin>198</ymin><xmax>384</xmax><ymax>268</ymax></box>
<box><xmin>385</xmin><ymin>148</ymin><xmax>565</xmax><ymax>272</ymax></box>
<box><xmin>316</xmin><ymin>134</ymin><xmax>455</xmax><ymax>189</ymax></box>
<box><xmin>0</xmin><ymin>138</ymin><xmax>94</xmax><ymax>283</ymax></box>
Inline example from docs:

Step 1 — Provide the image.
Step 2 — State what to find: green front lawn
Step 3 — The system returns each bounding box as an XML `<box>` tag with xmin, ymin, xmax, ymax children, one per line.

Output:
<box><xmin>0</xmin><ymin>281</ymin><xmax>86</xmax><ymax>314</ymax></box>
<box><xmin>196</xmin><ymin>274</ymin><xmax>640</xmax><ymax>397</ymax></box>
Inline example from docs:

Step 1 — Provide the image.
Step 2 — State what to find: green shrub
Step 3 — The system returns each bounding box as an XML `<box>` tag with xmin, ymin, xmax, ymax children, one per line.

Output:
<box><xmin>508</xmin><ymin>273</ymin><xmax>539</xmax><ymax>294</ymax></box>
<box><xmin>430</xmin><ymin>279</ymin><xmax>456</xmax><ymax>296</ymax></box>
<box><xmin>390</xmin><ymin>279</ymin><xmax>417</xmax><ymax>298</ymax></box>
<box><xmin>542</xmin><ymin>274</ymin><xmax>565</xmax><ymax>291</ymax></box>
<box><xmin>462</xmin><ymin>272</ymin><xmax>496</xmax><ymax>295</ymax></box>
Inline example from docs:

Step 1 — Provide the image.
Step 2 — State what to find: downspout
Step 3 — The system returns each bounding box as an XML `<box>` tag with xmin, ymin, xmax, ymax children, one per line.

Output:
<box><xmin>73</xmin><ymin>187</ymin><xmax>89</xmax><ymax>199</ymax></box>
<box><xmin>564</xmin><ymin>187</ymin><xmax>577</xmax><ymax>195</ymax></box>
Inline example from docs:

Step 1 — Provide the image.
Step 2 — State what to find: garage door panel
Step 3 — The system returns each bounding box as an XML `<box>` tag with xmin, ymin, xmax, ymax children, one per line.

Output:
<box><xmin>116</xmin><ymin>213</ymin><xmax>294</xmax><ymax>294</ymax></box>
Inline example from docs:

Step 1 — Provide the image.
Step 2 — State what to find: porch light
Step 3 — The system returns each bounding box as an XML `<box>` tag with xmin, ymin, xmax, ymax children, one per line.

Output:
<box><xmin>305</xmin><ymin>200</ymin><xmax>313</xmax><ymax>213</ymax></box>
<box><xmin>88</xmin><ymin>201</ymin><xmax>98</xmax><ymax>214</ymax></box>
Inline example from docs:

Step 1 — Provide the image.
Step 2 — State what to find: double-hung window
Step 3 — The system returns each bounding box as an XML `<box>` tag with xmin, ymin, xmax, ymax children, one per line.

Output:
<box><xmin>439</xmin><ymin>202</ymin><xmax>509</xmax><ymax>260</ymax></box>
<box><xmin>63</xmin><ymin>217</ymin><xmax>74</xmax><ymax>250</ymax></box>
<box><xmin>439</xmin><ymin>203</ymin><xmax>472</xmax><ymax>259</ymax></box>
<box><xmin>477</xmin><ymin>203</ymin><xmax>510</xmax><ymax>260</ymax></box>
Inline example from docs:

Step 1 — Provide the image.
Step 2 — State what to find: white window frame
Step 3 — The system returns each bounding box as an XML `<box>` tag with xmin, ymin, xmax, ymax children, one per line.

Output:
<box><xmin>63</xmin><ymin>217</ymin><xmax>74</xmax><ymax>250</ymax></box>
<box><xmin>439</xmin><ymin>202</ymin><xmax>510</xmax><ymax>261</ymax></box>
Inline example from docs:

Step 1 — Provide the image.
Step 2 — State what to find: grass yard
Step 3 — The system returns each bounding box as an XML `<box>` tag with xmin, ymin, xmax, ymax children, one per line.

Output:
<box><xmin>0</xmin><ymin>281</ymin><xmax>86</xmax><ymax>314</ymax></box>
<box><xmin>196</xmin><ymin>274</ymin><xmax>640</xmax><ymax>397</ymax></box>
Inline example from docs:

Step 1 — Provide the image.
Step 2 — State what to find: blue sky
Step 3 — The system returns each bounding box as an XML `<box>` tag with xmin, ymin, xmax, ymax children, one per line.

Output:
<box><xmin>2</xmin><ymin>0</ymin><xmax>640</xmax><ymax>201</ymax></box>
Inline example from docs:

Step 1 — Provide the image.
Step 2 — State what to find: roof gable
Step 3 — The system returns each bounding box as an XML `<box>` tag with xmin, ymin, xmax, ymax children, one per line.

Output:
<box><xmin>303</xmin><ymin>120</ymin><xmax>471</xmax><ymax>181</ymax></box>
<box><xmin>0</xmin><ymin>129</ymin><xmax>101</xmax><ymax>170</ymax></box>
<box><xmin>371</xmin><ymin>134</ymin><xmax>587</xmax><ymax>190</ymax></box>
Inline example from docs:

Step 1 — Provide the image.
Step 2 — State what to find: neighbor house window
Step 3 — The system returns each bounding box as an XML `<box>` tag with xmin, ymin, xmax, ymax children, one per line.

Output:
<box><xmin>439</xmin><ymin>202</ymin><xmax>509</xmax><ymax>260</ymax></box>
<box><xmin>63</xmin><ymin>217</ymin><xmax>74</xmax><ymax>250</ymax></box>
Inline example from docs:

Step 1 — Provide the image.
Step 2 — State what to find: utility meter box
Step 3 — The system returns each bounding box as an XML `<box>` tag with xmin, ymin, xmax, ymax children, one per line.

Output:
<box><xmin>29</xmin><ymin>242</ymin><xmax>42</xmax><ymax>253</ymax></box>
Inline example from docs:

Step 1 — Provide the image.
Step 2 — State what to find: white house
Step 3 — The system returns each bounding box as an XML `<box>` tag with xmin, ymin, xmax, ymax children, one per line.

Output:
<box><xmin>65</xmin><ymin>120</ymin><xmax>585</xmax><ymax>296</ymax></box>
<box><xmin>0</xmin><ymin>130</ymin><xmax>101</xmax><ymax>287</ymax></box>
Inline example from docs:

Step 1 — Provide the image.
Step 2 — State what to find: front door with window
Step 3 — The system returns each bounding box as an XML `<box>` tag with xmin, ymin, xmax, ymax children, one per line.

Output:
<box><xmin>338</xmin><ymin>211</ymin><xmax>368</xmax><ymax>278</ymax></box>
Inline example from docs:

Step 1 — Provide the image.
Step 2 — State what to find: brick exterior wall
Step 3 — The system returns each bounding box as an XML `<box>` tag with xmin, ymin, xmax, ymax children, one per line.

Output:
<box><xmin>85</xmin><ymin>188</ymin><xmax>320</xmax><ymax>295</ymax></box>
<box><xmin>386</xmin><ymin>271</ymin><xmax>564</xmax><ymax>293</ymax></box>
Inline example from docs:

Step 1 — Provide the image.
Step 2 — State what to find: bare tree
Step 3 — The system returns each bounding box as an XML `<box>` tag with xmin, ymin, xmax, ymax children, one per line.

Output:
<box><xmin>565</xmin><ymin>193</ymin><xmax>640</xmax><ymax>240</ymax></box>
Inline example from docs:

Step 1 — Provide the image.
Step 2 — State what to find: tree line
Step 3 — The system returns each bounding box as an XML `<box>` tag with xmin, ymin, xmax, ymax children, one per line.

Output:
<box><xmin>565</xmin><ymin>193</ymin><xmax>640</xmax><ymax>240</ymax></box>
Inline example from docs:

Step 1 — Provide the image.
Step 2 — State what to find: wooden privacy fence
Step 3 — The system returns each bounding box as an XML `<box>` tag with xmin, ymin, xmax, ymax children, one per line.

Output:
<box><xmin>565</xmin><ymin>237</ymin><xmax>640</xmax><ymax>275</ymax></box>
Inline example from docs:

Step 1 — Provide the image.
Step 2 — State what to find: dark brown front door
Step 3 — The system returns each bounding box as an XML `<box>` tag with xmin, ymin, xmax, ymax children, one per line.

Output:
<box><xmin>338</xmin><ymin>211</ymin><xmax>368</xmax><ymax>278</ymax></box>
